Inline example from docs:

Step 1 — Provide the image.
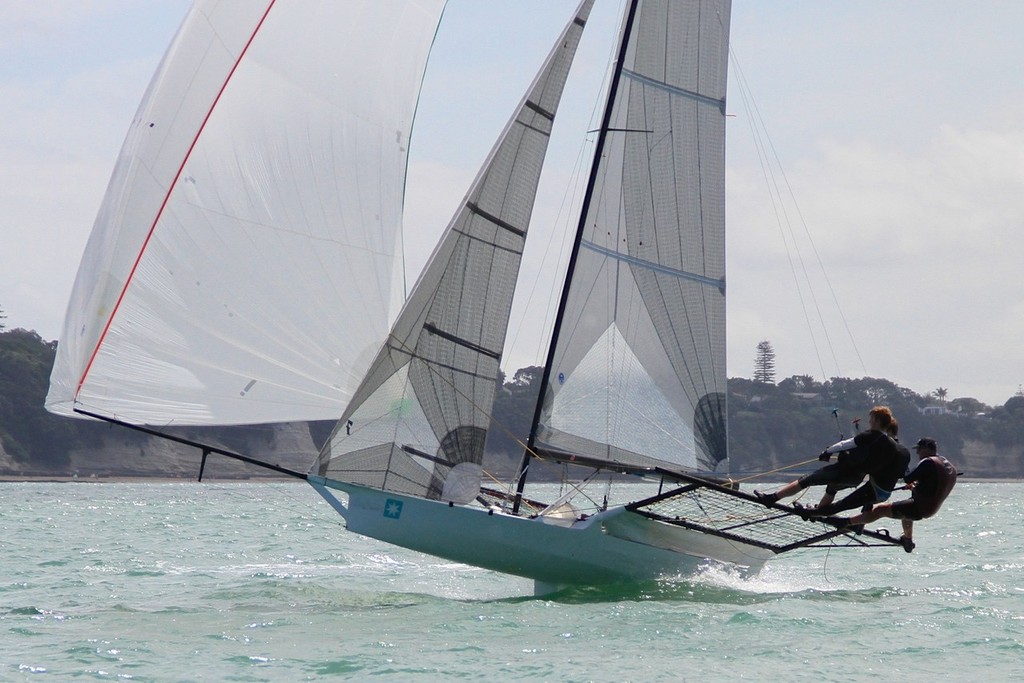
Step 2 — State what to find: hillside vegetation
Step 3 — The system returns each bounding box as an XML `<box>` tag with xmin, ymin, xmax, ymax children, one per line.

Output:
<box><xmin>2</xmin><ymin>328</ymin><xmax>1022</xmax><ymax>479</ymax></box>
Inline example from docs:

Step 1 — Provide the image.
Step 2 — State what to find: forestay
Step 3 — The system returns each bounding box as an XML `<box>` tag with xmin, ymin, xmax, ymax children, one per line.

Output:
<box><xmin>46</xmin><ymin>0</ymin><xmax>445</xmax><ymax>426</ymax></box>
<box><xmin>315</xmin><ymin>0</ymin><xmax>596</xmax><ymax>502</ymax></box>
<box><xmin>534</xmin><ymin>0</ymin><xmax>731</xmax><ymax>474</ymax></box>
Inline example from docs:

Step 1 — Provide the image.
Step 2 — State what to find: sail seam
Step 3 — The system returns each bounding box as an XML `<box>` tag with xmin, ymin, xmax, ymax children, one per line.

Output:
<box><xmin>581</xmin><ymin>239</ymin><xmax>725</xmax><ymax>291</ymax></box>
<box><xmin>410</xmin><ymin>354</ymin><xmax>496</xmax><ymax>381</ymax></box>
<box><xmin>74</xmin><ymin>1</ymin><xmax>279</xmax><ymax>400</ymax></box>
<box><xmin>518</xmin><ymin>120</ymin><xmax>554</xmax><ymax>138</ymax></box>
<box><xmin>452</xmin><ymin>228</ymin><xmax>524</xmax><ymax>257</ymax></box>
<box><xmin>385</xmin><ymin>339</ymin><xmax>499</xmax><ymax>379</ymax></box>
<box><xmin>622</xmin><ymin>68</ymin><xmax>725</xmax><ymax>112</ymax></box>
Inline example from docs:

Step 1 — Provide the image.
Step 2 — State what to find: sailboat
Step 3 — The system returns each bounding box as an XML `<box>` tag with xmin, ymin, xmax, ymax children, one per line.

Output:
<box><xmin>47</xmin><ymin>0</ymin><xmax>901</xmax><ymax>593</ymax></box>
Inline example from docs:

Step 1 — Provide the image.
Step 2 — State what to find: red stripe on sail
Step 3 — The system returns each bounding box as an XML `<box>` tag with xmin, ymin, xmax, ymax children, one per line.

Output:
<box><xmin>74</xmin><ymin>1</ymin><xmax>278</xmax><ymax>403</ymax></box>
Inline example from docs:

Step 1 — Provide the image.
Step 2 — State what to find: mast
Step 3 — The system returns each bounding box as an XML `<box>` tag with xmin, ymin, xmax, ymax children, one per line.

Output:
<box><xmin>513</xmin><ymin>0</ymin><xmax>641</xmax><ymax>514</ymax></box>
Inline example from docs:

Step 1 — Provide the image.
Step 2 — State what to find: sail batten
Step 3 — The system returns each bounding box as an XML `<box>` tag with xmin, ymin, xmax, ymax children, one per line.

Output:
<box><xmin>464</xmin><ymin>203</ymin><xmax>526</xmax><ymax>238</ymax></box>
<box><xmin>622</xmin><ymin>68</ymin><xmax>726</xmax><ymax>109</ymax></box>
<box><xmin>422</xmin><ymin>324</ymin><xmax>502</xmax><ymax>361</ymax></box>
<box><xmin>581</xmin><ymin>240</ymin><xmax>726</xmax><ymax>290</ymax></box>
<box><xmin>523</xmin><ymin>99</ymin><xmax>556</xmax><ymax>121</ymax></box>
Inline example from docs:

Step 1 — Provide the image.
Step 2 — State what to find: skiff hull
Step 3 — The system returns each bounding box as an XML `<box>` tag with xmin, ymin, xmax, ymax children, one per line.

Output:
<box><xmin>309</xmin><ymin>477</ymin><xmax>772</xmax><ymax>590</ymax></box>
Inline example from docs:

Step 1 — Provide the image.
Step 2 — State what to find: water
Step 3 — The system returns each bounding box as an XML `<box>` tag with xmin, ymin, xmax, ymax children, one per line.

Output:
<box><xmin>2</xmin><ymin>481</ymin><xmax>1022</xmax><ymax>681</ymax></box>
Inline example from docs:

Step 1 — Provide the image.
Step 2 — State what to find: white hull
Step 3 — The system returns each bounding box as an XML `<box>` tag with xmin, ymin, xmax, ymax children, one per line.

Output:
<box><xmin>309</xmin><ymin>477</ymin><xmax>772</xmax><ymax>589</ymax></box>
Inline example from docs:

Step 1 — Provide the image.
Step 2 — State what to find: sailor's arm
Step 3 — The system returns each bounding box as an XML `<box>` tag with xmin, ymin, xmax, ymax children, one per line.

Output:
<box><xmin>819</xmin><ymin>437</ymin><xmax>856</xmax><ymax>461</ymax></box>
<box><xmin>825</xmin><ymin>438</ymin><xmax>857</xmax><ymax>454</ymax></box>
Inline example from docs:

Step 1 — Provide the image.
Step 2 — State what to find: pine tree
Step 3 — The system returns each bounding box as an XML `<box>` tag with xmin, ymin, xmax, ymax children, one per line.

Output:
<box><xmin>753</xmin><ymin>340</ymin><xmax>776</xmax><ymax>384</ymax></box>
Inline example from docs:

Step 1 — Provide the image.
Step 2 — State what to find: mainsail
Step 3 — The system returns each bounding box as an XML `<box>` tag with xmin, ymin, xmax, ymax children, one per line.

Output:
<box><xmin>46</xmin><ymin>0</ymin><xmax>445</xmax><ymax>426</ymax></box>
<box><xmin>532</xmin><ymin>0</ymin><xmax>731</xmax><ymax>474</ymax></box>
<box><xmin>315</xmin><ymin>0</ymin><xmax>596</xmax><ymax>502</ymax></box>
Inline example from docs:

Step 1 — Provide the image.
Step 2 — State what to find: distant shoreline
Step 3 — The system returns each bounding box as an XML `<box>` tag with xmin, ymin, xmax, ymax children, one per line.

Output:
<box><xmin>1</xmin><ymin>475</ymin><xmax>1019</xmax><ymax>484</ymax></box>
<box><xmin>0</xmin><ymin>475</ymin><xmax>303</xmax><ymax>483</ymax></box>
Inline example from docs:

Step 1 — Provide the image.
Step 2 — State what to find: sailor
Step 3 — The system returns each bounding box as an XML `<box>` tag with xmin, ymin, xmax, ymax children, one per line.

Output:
<box><xmin>841</xmin><ymin>437</ymin><xmax>957</xmax><ymax>552</ymax></box>
<box><xmin>754</xmin><ymin>406</ymin><xmax>899</xmax><ymax>506</ymax></box>
<box><xmin>808</xmin><ymin>419</ymin><xmax>912</xmax><ymax>516</ymax></box>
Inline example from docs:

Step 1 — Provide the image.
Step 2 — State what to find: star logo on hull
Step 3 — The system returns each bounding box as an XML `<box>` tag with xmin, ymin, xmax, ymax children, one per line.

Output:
<box><xmin>384</xmin><ymin>499</ymin><xmax>403</xmax><ymax>519</ymax></box>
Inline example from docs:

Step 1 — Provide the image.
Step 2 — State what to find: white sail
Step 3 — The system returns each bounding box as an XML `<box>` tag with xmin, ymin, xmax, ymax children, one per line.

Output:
<box><xmin>315</xmin><ymin>0</ymin><xmax>596</xmax><ymax>499</ymax></box>
<box><xmin>46</xmin><ymin>0</ymin><xmax>445</xmax><ymax>425</ymax></box>
<box><xmin>534</xmin><ymin>0</ymin><xmax>731</xmax><ymax>473</ymax></box>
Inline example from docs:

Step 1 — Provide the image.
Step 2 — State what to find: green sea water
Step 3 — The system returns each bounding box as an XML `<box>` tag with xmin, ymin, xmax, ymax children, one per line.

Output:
<box><xmin>2</xmin><ymin>481</ymin><xmax>1022</xmax><ymax>681</ymax></box>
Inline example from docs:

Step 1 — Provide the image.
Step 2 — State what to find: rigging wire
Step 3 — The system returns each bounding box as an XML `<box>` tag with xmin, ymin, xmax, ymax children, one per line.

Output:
<box><xmin>728</xmin><ymin>47</ymin><xmax>868</xmax><ymax>381</ymax></box>
<box><xmin>503</xmin><ymin>12</ymin><xmax>617</xmax><ymax>375</ymax></box>
<box><xmin>504</xmin><ymin>128</ymin><xmax>595</xmax><ymax>370</ymax></box>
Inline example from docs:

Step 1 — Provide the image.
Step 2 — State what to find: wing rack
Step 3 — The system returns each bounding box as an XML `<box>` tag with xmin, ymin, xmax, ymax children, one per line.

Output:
<box><xmin>627</xmin><ymin>470</ymin><xmax>905</xmax><ymax>554</ymax></box>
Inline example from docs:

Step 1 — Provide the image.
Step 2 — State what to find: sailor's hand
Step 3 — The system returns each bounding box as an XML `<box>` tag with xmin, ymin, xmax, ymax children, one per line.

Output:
<box><xmin>818</xmin><ymin>449</ymin><xmax>832</xmax><ymax>461</ymax></box>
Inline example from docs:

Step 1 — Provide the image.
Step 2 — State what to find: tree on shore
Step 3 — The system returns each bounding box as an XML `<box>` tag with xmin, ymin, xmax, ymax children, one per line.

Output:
<box><xmin>753</xmin><ymin>340</ymin><xmax>776</xmax><ymax>385</ymax></box>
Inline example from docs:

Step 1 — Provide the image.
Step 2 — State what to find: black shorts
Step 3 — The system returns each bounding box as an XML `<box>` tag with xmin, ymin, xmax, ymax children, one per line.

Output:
<box><xmin>799</xmin><ymin>463</ymin><xmax>863</xmax><ymax>493</ymax></box>
<box><xmin>890</xmin><ymin>498</ymin><xmax>925</xmax><ymax>521</ymax></box>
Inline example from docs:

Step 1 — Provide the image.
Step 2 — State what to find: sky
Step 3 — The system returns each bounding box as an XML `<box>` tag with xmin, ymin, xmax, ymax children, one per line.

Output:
<box><xmin>3</xmin><ymin>1</ymin><xmax>1023</xmax><ymax>408</ymax></box>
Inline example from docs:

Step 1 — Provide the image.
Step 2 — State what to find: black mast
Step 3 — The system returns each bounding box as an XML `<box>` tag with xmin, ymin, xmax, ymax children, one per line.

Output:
<box><xmin>512</xmin><ymin>0</ymin><xmax>641</xmax><ymax>515</ymax></box>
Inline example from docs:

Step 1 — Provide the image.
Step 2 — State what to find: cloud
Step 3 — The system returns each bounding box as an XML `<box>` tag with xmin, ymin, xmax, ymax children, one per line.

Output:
<box><xmin>1</xmin><ymin>3</ymin><xmax>188</xmax><ymax>340</ymax></box>
<box><xmin>726</xmin><ymin>118</ymin><xmax>1024</xmax><ymax>406</ymax></box>
<box><xmin>4</xmin><ymin>1</ymin><xmax>1023</xmax><ymax>409</ymax></box>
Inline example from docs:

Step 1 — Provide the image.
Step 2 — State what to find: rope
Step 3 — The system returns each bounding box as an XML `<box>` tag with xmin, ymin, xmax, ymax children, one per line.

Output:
<box><xmin>730</xmin><ymin>456</ymin><xmax>822</xmax><ymax>484</ymax></box>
